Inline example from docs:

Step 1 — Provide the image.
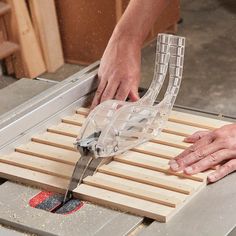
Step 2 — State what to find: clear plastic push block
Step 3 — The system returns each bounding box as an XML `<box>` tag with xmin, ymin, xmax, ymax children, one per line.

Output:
<box><xmin>76</xmin><ymin>33</ymin><xmax>186</xmax><ymax>158</ymax></box>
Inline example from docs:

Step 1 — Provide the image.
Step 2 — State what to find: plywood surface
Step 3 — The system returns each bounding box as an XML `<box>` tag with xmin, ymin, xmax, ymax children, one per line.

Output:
<box><xmin>0</xmin><ymin>107</ymin><xmax>231</xmax><ymax>222</ymax></box>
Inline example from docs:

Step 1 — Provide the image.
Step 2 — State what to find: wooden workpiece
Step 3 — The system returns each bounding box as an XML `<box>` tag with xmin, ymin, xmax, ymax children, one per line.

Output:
<box><xmin>0</xmin><ymin>107</ymin><xmax>231</xmax><ymax>222</ymax></box>
<box><xmin>6</xmin><ymin>0</ymin><xmax>46</xmax><ymax>78</ymax></box>
<box><xmin>28</xmin><ymin>0</ymin><xmax>64</xmax><ymax>72</ymax></box>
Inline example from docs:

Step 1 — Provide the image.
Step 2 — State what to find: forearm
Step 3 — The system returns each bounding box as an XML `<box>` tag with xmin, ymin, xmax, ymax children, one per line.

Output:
<box><xmin>92</xmin><ymin>0</ymin><xmax>169</xmax><ymax>108</ymax></box>
<box><xmin>113</xmin><ymin>0</ymin><xmax>169</xmax><ymax>46</ymax></box>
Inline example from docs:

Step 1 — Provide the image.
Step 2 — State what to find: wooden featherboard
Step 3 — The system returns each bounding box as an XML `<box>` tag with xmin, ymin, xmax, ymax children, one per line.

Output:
<box><xmin>0</xmin><ymin>107</ymin><xmax>231</xmax><ymax>222</ymax></box>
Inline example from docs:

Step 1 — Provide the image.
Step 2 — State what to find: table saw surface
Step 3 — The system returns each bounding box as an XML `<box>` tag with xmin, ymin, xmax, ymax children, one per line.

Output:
<box><xmin>0</xmin><ymin>62</ymin><xmax>236</xmax><ymax>236</ymax></box>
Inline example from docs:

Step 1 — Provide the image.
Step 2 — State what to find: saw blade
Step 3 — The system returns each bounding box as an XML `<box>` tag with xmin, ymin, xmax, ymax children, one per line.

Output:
<box><xmin>63</xmin><ymin>155</ymin><xmax>93</xmax><ymax>203</ymax></box>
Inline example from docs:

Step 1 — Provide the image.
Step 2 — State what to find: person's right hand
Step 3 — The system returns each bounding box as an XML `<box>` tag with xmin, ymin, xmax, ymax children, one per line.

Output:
<box><xmin>90</xmin><ymin>35</ymin><xmax>142</xmax><ymax>110</ymax></box>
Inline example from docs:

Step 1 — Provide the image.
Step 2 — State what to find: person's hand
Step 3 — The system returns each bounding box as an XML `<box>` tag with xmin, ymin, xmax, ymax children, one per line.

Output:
<box><xmin>169</xmin><ymin>124</ymin><xmax>236</xmax><ymax>183</ymax></box>
<box><xmin>91</xmin><ymin>35</ymin><xmax>141</xmax><ymax>110</ymax></box>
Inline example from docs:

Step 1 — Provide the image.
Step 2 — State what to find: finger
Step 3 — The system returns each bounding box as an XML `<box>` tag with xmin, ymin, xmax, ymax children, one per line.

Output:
<box><xmin>170</xmin><ymin>140</ymin><xmax>223</xmax><ymax>171</ymax></box>
<box><xmin>115</xmin><ymin>81</ymin><xmax>131</xmax><ymax>101</ymax></box>
<box><xmin>129</xmin><ymin>88</ymin><xmax>140</xmax><ymax>102</ymax></box>
<box><xmin>207</xmin><ymin>159</ymin><xmax>236</xmax><ymax>183</ymax></box>
<box><xmin>169</xmin><ymin>133</ymin><xmax>214</xmax><ymax>165</ymax></box>
<box><xmin>184</xmin><ymin>131</ymin><xmax>211</xmax><ymax>143</ymax></box>
<box><xmin>184</xmin><ymin>149</ymin><xmax>236</xmax><ymax>175</ymax></box>
<box><xmin>100</xmin><ymin>80</ymin><xmax>120</xmax><ymax>103</ymax></box>
<box><xmin>91</xmin><ymin>79</ymin><xmax>107</xmax><ymax>110</ymax></box>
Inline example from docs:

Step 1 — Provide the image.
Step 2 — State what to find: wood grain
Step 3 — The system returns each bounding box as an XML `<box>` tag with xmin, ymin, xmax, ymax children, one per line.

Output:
<box><xmin>133</xmin><ymin>142</ymin><xmax>182</xmax><ymax>160</ymax></box>
<box><xmin>74</xmin><ymin>184</ymin><xmax>173</xmax><ymax>222</ymax></box>
<box><xmin>7</xmin><ymin>0</ymin><xmax>46</xmax><ymax>78</ymax></box>
<box><xmin>48</xmin><ymin>123</ymin><xmax>81</xmax><ymax>138</ymax></box>
<box><xmin>84</xmin><ymin>176</ymin><xmax>181</xmax><ymax>207</ymax></box>
<box><xmin>163</xmin><ymin>121</ymin><xmax>207</xmax><ymax>137</ymax></box>
<box><xmin>98</xmin><ymin>164</ymin><xmax>194</xmax><ymax>195</ymax></box>
<box><xmin>152</xmin><ymin>132</ymin><xmax>191</xmax><ymax>149</ymax></box>
<box><xmin>94</xmin><ymin>172</ymin><xmax>188</xmax><ymax>201</ymax></box>
<box><xmin>0</xmin><ymin>41</ymin><xmax>19</xmax><ymax>60</ymax></box>
<box><xmin>114</xmin><ymin>153</ymin><xmax>207</xmax><ymax>182</ymax></box>
<box><xmin>0</xmin><ymin>152</ymin><xmax>73</xmax><ymax>179</ymax></box>
<box><xmin>107</xmin><ymin>161</ymin><xmax>203</xmax><ymax>190</ymax></box>
<box><xmin>0</xmin><ymin>2</ymin><xmax>11</xmax><ymax>16</ymax></box>
<box><xmin>32</xmin><ymin>132</ymin><xmax>75</xmax><ymax>151</ymax></box>
<box><xmin>62</xmin><ymin>114</ymin><xmax>86</xmax><ymax>126</ymax></box>
<box><xmin>76</xmin><ymin>107</ymin><xmax>230</xmax><ymax>130</ymax></box>
<box><xmin>16</xmin><ymin>142</ymin><xmax>80</xmax><ymax>165</ymax></box>
<box><xmin>28</xmin><ymin>0</ymin><xmax>64</xmax><ymax>72</ymax></box>
<box><xmin>0</xmin><ymin>162</ymin><xmax>68</xmax><ymax>193</ymax></box>
<box><xmin>169</xmin><ymin>110</ymin><xmax>231</xmax><ymax>129</ymax></box>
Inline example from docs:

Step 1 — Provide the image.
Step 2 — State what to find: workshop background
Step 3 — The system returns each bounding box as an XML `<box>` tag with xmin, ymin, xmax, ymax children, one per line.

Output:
<box><xmin>0</xmin><ymin>0</ymin><xmax>236</xmax><ymax>235</ymax></box>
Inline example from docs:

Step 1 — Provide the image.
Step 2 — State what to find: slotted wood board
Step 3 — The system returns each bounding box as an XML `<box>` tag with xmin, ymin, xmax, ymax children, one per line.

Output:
<box><xmin>0</xmin><ymin>107</ymin><xmax>231</xmax><ymax>222</ymax></box>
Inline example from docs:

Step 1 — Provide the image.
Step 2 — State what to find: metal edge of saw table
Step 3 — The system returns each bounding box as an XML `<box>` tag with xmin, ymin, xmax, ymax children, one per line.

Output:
<box><xmin>0</xmin><ymin>61</ymin><xmax>99</xmax><ymax>124</ymax></box>
<box><xmin>0</xmin><ymin>61</ymin><xmax>101</xmax><ymax>148</ymax></box>
<box><xmin>0</xmin><ymin>62</ymin><xmax>144</xmax><ymax>236</ymax></box>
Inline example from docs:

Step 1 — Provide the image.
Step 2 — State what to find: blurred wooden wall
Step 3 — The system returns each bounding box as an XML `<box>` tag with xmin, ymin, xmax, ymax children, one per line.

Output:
<box><xmin>56</xmin><ymin>0</ymin><xmax>180</xmax><ymax>65</ymax></box>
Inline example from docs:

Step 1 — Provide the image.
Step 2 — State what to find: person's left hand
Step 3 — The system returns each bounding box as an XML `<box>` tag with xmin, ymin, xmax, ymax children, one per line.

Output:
<box><xmin>169</xmin><ymin>124</ymin><xmax>236</xmax><ymax>183</ymax></box>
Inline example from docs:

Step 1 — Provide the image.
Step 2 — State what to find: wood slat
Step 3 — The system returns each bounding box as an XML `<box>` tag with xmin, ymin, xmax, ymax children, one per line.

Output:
<box><xmin>124</xmin><ymin>151</ymin><xmax>170</xmax><ymax>164</ymax></box>
<box><xmin>98</xmin><ymin>164</ymin><xmax>194</xmax><ymax>195</ymax></box>
<box><xmin>76</xmin><ymin>107</ymin><xmax>231</xmax><ymax>130</ymax></box>
<box><xmin>28</xmin><ymin>0</ymin><xmax>64</xmax><ymax>72</ymax></box>
<box><xmin>76</xmin><ymin>108</ymin><xmax>209</xmax><ymax>137</ymax></box>
<box><xmin>76</xmin><ymin>107</ymin><xmax>89</xmax><ymax>115</ymax></box>
<box><xmin>76</xmin><ymin>108</ymin><xmax>231</xmax><ymax>136</ymax></box>
<box><xmin>0</xmin><ymin>162</ymin><xmax>68</xmax><ymax>193</ymax></box>
<box><xmin>0</xmin><ymin>2</ymin><xmax>11</xmax><ymax>16</ymax></box>
<box><xmin>0</xmin><ymin>41</ymin><xmax>19</xmax><ymax>60</ymax></box>
<box><xmin>45</xmin><ymin>123</ymin><xmax>186</xmax><ymax>165</ymax></box>
<box><xmin>107</xmin><ymin>162</ymin><xmax>203</xmax><ymax>190</ymax></box>
<box><xmin>32</xmin><ymin>132</ymin><xmax>75</xmax><ymax>151</ymax></box>
<box><xmin>7</xmin><ymin>0</ymin><xmax>46</xmax><ymax>78</ymax></box>
<box><xmin>74</xmin><ymin>184</ymin><xmax>173</xmax><ymax>222</ymax></box>
<box><xmin>0</xmin><ymin>152</ymin><xmax>73</xmax><ymax>179</ymax></box>
<box><xmin>94</xmin><ymin>172</ymin><xmax>188</xmax><ymax>201</ymax></box>
<box><xmin>16</xmin><ymin>142</ymin><xmax>80</xmax><ymax>165</ymax></box>
<box><xmin>163</xmin><ymin>121</ymin><xmax>207</xmax><ymax>137</ymax></box>
<box><xmin>133</xmin><ymin>142</ymin><xmax>183</xmax><ymax>160</ymax></box>
<box><xmin>49</xmin><ymin>122</ymin><xmax>191</xmax><ymax>150</ymax></box>
<box><xmin>84</xmin><ymin>176</ymin><xmax>181</xmax><ymax>207</ymax></box>
<box><xmin>114</xmin><ymin>152</ymin><xmax>207</xmax><ymax>182</ymax></box>
<box><xmin>48</xmin><ymin>123</ymin><xmax>81</xmax><ymax>138</ymax></box>
<box><xmin>62</xmin><ymin>114</ymin><xmax>86</xmax><ymax>126</ymax></box>
<box><xmin>5</xmin><ymin>0</ymin><xmax>25</xmax><ymax>78</ymax></box>
<box><xmin>49</xmin><ymin>112</ymin><xmax>193</xmax><ymax>165</ymax></box>
<box><xmin>152</xmin><ymin>132</ymin><xmax>191</xmax><ymax>149</ymax></box>
<box><xmin>169</xmin><ymin>110</ymin><xmax>231</xmax><ymax>129</ymax></box>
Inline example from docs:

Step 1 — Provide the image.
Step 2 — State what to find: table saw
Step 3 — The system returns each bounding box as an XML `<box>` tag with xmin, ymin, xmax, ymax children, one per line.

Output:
<box><xmin>0</xmin><ymin>61</ymin><xmax>236</xmax><ymax>236</ymax></box>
